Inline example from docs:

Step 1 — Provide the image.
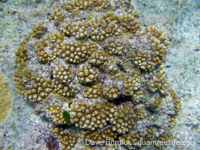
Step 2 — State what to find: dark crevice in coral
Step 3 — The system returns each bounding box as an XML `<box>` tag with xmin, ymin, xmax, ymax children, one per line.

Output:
<box><xmin>64</xmin><ymin>34</ymin><xmax>71</xmax><ymax>38</ymax></box>
<box><xmin>146</xmin><ymin>108</ymin><xmax>155</xmax><ymax>114</ymax></box>
<box><xmin>50</xmin><ymin>71</ymin><xmax>54</xmax><ymax>80</ymax></box>
<box><xmin>113</xmin><ymin>94</ymin><xmax>132</xmax><ymax>106</ymax></box>
<box><xmin>116</xmin><ymin>62</ymin><xmax>126</xmax><ymax>73</ymax></box>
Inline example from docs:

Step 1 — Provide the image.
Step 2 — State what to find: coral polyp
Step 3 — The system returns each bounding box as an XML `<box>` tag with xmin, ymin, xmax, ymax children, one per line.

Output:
<box><xmin>13</xmin><ymin>0</ymin><xmax>181</xmax><ymax>149</ymax></box>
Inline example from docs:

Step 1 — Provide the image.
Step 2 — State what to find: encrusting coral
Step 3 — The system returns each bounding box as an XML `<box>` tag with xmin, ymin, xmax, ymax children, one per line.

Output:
<box><xmin>132</xmin><ymin>50</ymin><xmax>154</xmax><ymax>71</ymax></box>
<box><xmin>110</xmin><ymin>105</ymin><xmax>136</xmax><ymax>133</ymax></box>
<box><xmin>14</xmin><ymin>72</ymin><xmax>53</xmax><ymax>102</ymax></box>
<box><xmin>24</xmin><ymin>76</ymin><xmax>53</xmax><ymax>102</ymax></box>
<box><xmin>147</xmin><ymin>64</ymin><xmax>169</xmax><ymax>94</ymax></box>
<box><xmin>30</xmin><ymin>22</ymin><xmax>46</xmax><ymax>39</ymax></box>
<box><xmin>82</xmin><ymin>127</ymin><xmax>118</xmax><ymax>144</ymax></box>
<box><xmin>13</xmin><ymin>0</ymin><xmax>182</xmax><ymax>149</ymax></box>
<box><xmin>76</xmin><ymin>65</ymin><xmax>98</xmax><ymax>84</ymax></box>
<box><xmin>53</xmin><ymin>66</ymin><xmax>72</xmax><ymax>84</ymax></box>
<box><xmin>132</xmin><ymin>87</ymin><xmax>144</xmax><ymax>104</ymax></box>
<box><xmin>64</xmin><ymin>0</ymin><xmax>111</xmax><ymax>16</ymax></box>
<box><xmin>70</xmin><ymin>100</ymin><xmax>135</xmax><ymax>134</ymax></box>
<box><xmin>61</xmin><ymin>20</ymin><xmax>89</xmax><ymax>39</ymax></box>
<box><xmin>62</xmin><ymin>41</ymin><xmax>97</xmax><ymax>64</ymax></box>
<box><xmin>88</xmin><ymin>51</ymin><xmax>108</xmax><ymax>66</ymax></box>
<box><xmin>49</xmin><ymin>8</ymin><xmax>64</xmax><ymax>25</ymax></box>
<box><xmin>84</xmin><ymin>83</ymin><xmax>102</xmax><ymax>98</ymax></box>
<box><xmin>45</xmin><ymin>105</ymin><xmax>67</xmax><ymax>124</ymax></box>
<box><xmin>106</xmin><ymin>38</ymin><xmax>125</xmax><ymax>55</ymax></box>
<box><xmin>118</xmin><ymin>132</ymin><xmax>141</xmax><ymax>149</ymax></box>
<box><xmin>51</xmin><ymin>125</ymin><xmax>78</xmax><ymax>150</ymax></box>
<box><xmin>107</xmin><ymin>65</ymin><xmax>118</xmax><ymax>75</ymax></box>
<box><xmin>53</xmin><ymin>81</ymin><xmax>75</xmax><ymax>98</ymax></box>
<box><xmin>103</xmin><ymin>84</ymin><xmax>120</xmax><ymax>100</ymax></box>
<box><xmin>70</xmin><ymin>100</ymin><xmax>115</xmax><ymax>130</ymax></box>
<box><xmin>0</xmin><ymin>75</ymin><xmax>13</xmax><ymax>124</ymax></box>
<box><xmin>123</xmin><ymin>74</ymin><xmax>141</xmax><ymax>95</ymax></box>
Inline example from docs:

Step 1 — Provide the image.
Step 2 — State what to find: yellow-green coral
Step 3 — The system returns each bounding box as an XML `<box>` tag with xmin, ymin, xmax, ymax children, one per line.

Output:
<box><xmin>134</xmin><ymin>106</ymin><xmax>147</xmax><ymax>120</ymax></box>
<box><xmin>111</xmin><ymin>105</ymin><xmax>136</xmax><ymax>133</ymax></box>
<box><xmin>45</xmin><ymin>105</ymin><xmax>67</xmax><ymax>124</ymax></box>
<box><xmin>53</xmin><ymin>66</ymin><xmax>72</xmax><ymax>84</ymax></box>
<box><xmin>70</xmin><ymin>100</ymin><xmax>136</xmax><ymax>134</ymax></box>
<box><xmin>61</xmin><ymin>20</ymin><xmax>89</xmax><ymax>39</ymax></box>
<box><xmin>144</xmin><ymin>126</ymin><xmax>155</xmax><ymax>141</ymax></box>
<box><xmin>82</xmin><ymin>127</ymin><xmax>117</xmax><ymax>144</ymax></box>
<box><xmin>154</xmin><ymin>130</ymin><xmax>173</xmax><ymax>149</ymax></box>
<box><xmin>170</xmin><ymin>89</ymin><xmax>182</xmax><ymax>113</ymax></box>
<box><xmin>24</xmin><ymin>76</ymin><xmax>53</xmax><ymax>102</ymax></box>
<box><xmin>51</xmin><ymin>125</ymin><xmax>78</xmax><ymax>150</ymax></box>
<box><xmin>107</xmin><ymin>65</ymin><xmax>118</xmax><ymax>75</ymax></box>
<box><xmin>62</xmin><ymin>41</ymin><xmax>97</xmax><ymax>64</ymax></box>
<box><xmin>132</xmin><ymin>87</ymin><xmax>144</xmax><ymax>104</ymax></box>
<box><xmin>65</xmin><ymin>0</ymin><xmax>111</xmax><ymax>15</ymax></box>
<box><xmin>118</xmin><ymin>132</ymin><xmax>141</xmax><ymax>150</ymax></box>
<box><xmin>132</xmin><ymin>50</ymin><xmax>154</xmax><ymax>71</ymax></box>
<box><xmin>153</xmin><ymin>94</ymin><xmax>163</xmax><ymax>110</ymax></box>
<box><xmin>123</xmin><ymin>74</ymin><xmax>141</xmax><ymax>95</ymax></box>
<box><xmin>168</xmin><ymin>117</ymin><xmax>176</xmax><ymax>127</ymax></box>
<box><xmin>88</xmin><ymin>51</ymin><xmax>108</xmax><ymax>66</ymax></box>
<box><xmin>109</xmin><ymin>72</ymin><xmax>123</xmax><ymax>80</ymax></box>
<box><xmin>76</xmin><ymin>65</ymin><xmax>98</xmax><ymax>84</ymax></box>
<box><xmin>13</xmin><ymin>69</ymin><xmax>32</xmax><ymax>97</ymax></box>
<box><xmin>84</xmin><ymin>83</ymin><xmax>102</xmax><ymax>98</ymax></box>
<box><xmin>70</xmin><ymin>100</ymin><xmax>115</xmax><ymax>130</ymax></box>
<box><xmin>103</xmin><ymin>84</ymin><xmax>120</xmax><ymax>100</ymax></box>
<box><xmin>30</xmin><ymin>22</ymin><xmax>46</xmax><ymax>38</ymax></box>
<box><xmin>12</xmin><ymin>1</ymin><xmax>182</xmax><ymax>150</ymax></box>
<box><xmin>148</xmin><ymin>64</ymin><xmax>169</xmax><ymax>94</ymax></box>
<box><xmin>0</xmin><ymin>75</ymin><xmax>13</xmax><ymax>124</ymax></box>
<box><xmin>53</xmin><ymin>81</ymin><xmax>75</xmax><ymax>97</ymax></box>
<box><xmin>107</xmin><ymin>38</ymin><xmax>125</xmax><ymax>55</ymax></box>
<box><xmin>49</xmin><ymin>8</ymin><xmax>64</xmax><ymax>25</ymax></box>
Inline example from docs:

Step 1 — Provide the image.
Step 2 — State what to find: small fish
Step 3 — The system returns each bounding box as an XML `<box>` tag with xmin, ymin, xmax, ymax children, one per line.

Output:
<box><xmin>166</xmin><ymin>65</ymin><xmax>171</xmax><ymax>68</ymax></box>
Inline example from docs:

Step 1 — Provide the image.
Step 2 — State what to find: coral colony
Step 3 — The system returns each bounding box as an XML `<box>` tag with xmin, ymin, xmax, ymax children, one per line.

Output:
<box><xmin>13</xmin><ymin>0</ymin><xmax>181</xmax><ymax>149</ymax></box>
